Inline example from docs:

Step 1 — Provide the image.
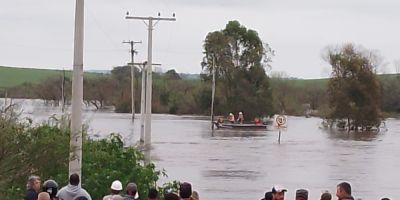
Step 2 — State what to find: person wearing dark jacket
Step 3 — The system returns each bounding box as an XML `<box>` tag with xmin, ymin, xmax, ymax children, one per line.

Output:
<box><xmin>336</xmin><ymin>182</ymin><xmax>354</xmax><ymax>200</ymax></box>
<box><xmin>24</xmin><ymin>175</ymin><xmax>41</xmax><ymax>200</ymax></box>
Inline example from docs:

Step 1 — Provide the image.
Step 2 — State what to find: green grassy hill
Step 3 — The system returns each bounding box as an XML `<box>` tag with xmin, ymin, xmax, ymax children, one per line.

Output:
<box><xmin>0</xmin><ymin>66</ymin><xmax>104</xmax><ymax>88</ymax></box>
<box><xmin>1</xmin><ymin>66</ymin><xmax>398</xmax><ymax>89</ymax></box>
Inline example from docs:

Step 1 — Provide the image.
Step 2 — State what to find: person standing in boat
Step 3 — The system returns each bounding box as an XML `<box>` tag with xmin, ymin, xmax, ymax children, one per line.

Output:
<box><xmin>228</xmin><ymin>113</ymin><xmax>235</xmax><ymax>123</ymax></box>
<box><xmin>237</xmin><ymin>112</ymin><xmax>244</xmax><ymax>124</ymax></box>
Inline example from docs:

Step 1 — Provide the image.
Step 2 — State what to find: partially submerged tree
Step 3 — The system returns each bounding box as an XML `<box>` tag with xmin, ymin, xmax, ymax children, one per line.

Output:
<box><xmin>201</xmin><ymin>20</ymin><xmax>274</xmax><ymax>118</ymax></box>
<box><xmin>325</xmin><ymin>43</ymin><xmax>382</xmax><ymax>130</ymax></box>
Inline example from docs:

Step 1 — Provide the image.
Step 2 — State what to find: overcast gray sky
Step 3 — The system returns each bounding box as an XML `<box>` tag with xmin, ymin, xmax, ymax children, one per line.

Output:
<box><xmin>1</xmin><ymin>0</ymin><xmax>399</xmax><ymax>78</ymax></box>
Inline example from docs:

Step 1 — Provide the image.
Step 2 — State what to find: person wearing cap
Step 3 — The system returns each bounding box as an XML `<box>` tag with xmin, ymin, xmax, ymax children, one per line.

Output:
<box><xmin>179</xmin><ymin>182</ymin><xmax>192</xmax><ymax>200</ymax></box>
<box><xmin>103</xmin><ymin>180</ymin><xmax>123</xmax><ymax>200</ymax></box>
<box><xmin>122</xmin><ymin>182</ymin><xmax>139</xmax><ymax>200</ymax></box>
<box><xmin>336</xmin><ymin>182</ymin><xmax>354</xmax><ymax>200</ymax></box>
<box><xmin>271</xmin><ymin>185</ymin><xmax>287</xmax><ymax>200</ymax></box>
<box><xmin>228</xmin><ymin>113</ymin><xmax>235</xmax><ymax>123</ymax></box>
<box><xmin>295</xmin><ymin>189</ymin><xmax>308</xmax><ymax>200</ymax></box>
<box><xmin>320</xmin><ymin>191</ymin><xmax>332</xmax><ymax>200</ymax></box>
<box><xmin>237</xmin><ymin>112</ymin><xmax>244</xmax><ymax>124</ymax></box>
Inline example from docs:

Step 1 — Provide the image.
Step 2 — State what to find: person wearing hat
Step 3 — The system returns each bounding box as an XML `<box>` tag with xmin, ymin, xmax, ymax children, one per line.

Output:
<box><xmin>295</xmin><ymin>189</ymin><xmax>308</xmax><ymax>200</ymax></box>
<box><xmin>271</xmin><ymin>185</ymin><xmax>287</xmax><ymax>200</ymax></box>
<box><xmin>103</xmin><ymin>180</ymin><xmax>123</xmax><ymax>200</ymax></box>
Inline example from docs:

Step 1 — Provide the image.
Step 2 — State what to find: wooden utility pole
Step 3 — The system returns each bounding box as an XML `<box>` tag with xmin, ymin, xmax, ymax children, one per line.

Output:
<box><xmin>123</xmin><ymin>40</ymin><xmax>142</xmax><ymax>121</ymax></box>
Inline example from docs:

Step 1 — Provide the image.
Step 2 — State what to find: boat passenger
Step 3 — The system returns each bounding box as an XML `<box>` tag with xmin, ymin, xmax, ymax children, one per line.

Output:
<box><xmin>254</xmin><ymin>117</ymin><xmax>262</xmax><ymax>125</ymax></box>
<box><xmin>237</xmin><ymin>112</ymin><xmax>244</xmax><ymax>124</ymax></box>
<box><xmin>228</xmin><ymin>113</ymin><xmax>235</xmax><ymax>123</ymax></box>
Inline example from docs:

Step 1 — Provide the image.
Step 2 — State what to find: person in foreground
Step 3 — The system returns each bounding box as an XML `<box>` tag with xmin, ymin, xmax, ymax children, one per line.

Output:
<box><xmin>122</xmin><ymin>182</ymin><xmax>139</xmax><ymax>200</ymax></box>
<box><xmin>56</xmin><ymin>173</ymin><xmax>92</xmax><ymax>200</ymax></box>
<box><xmin>336</xmin><ymin>182</ymin><xmax>354</xmax><ymax>200</ymax></box>
<box><xmin>103</xmin><ymin>180</ymin><xmax>123</xmax><ymax>200</ymax></box>
<box><xmin>271</xmin><ymin>185</ymin><xmax>287</xmax><ymax>200</ymax></box>
<box><xmin>24</xmin><ymin>175</ymin><xmax>41</xmax><ymax>200</ymax></box>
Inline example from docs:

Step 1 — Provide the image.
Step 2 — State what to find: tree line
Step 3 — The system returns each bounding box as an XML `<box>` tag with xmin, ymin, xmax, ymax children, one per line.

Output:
<box><xmin>3</xmin><ymin>21</ymin><xmax>400</xmax><ymax>122</ymax></box>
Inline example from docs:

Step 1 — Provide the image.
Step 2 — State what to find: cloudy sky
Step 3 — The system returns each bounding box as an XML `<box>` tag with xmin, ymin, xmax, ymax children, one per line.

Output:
<box><xmin>1</xmin><ymin>0</ymin><xmax>399</xmax><ymax>78</ymax></box>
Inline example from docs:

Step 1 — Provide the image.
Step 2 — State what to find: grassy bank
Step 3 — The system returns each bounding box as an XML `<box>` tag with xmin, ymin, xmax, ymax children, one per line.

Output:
<box><xmin>0</xmin><ymin>66</ymin><xmax>103</xmax><ymax>88</ymax></box>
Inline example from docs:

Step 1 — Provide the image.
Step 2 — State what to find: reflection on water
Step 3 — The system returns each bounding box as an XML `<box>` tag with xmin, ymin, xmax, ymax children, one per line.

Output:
<box><xmin>3</xmin><ymin>99</ymin><xmax>400</xmax><ymax>200</ymax></box>
<box><xmin>322</xmin><ymin>128</ymin><xmax>382</xmax><ymax>141</ymax></box>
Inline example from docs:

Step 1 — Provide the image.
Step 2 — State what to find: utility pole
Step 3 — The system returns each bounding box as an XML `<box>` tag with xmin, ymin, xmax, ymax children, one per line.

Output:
<box><xmin>125</xmin><ymin>13</ymin><xmax>176</xmax><ymax>148</ymax></box>
<box><xmin>123</xmin><ymin>40</ymin><xmax>142</xmax><ymax>121</ymax></box>
<box><xmin>70</xmin><ymin>0</ymin><xmax>84</xmax><ymax>178</ymax></box>
<box><xmin>211</xmin><ymin>56</ymin><xmax>216</xmax><ymax>130</ymax></box>
<box><xmin>61</xmin><ymin>68</ymin><xmax>66</xmax><ymax>113</ymax></box>
<box><xmin>130</xmin><ymin>62</ymin><xmax>161</xmax><ymax>145</ymax></box>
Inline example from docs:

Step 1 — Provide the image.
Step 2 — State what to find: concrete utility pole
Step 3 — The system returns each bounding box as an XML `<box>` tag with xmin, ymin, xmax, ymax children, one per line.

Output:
<box><xmin>125</xmin><ymin>13</ymin><xmax>176</xmax><ymax>148</ymax></box>
<box><xmin>211</xmin><ymin>56</ymin><xmax>216</xmax><ymax>130</ymax></box>
<box><xmin>70</xmin><ymin>0</ymin><xmax>84</xmax><ymax>178</ymax></box>
<box><xmin>129</xmin><ymin>62</ymin><xmax>161</xmax><ymax>145</ymax></box>
<box><xmin>123</xmin><ymin>40</ymin><xmax>142</xmax><ymax>121</ymax></box>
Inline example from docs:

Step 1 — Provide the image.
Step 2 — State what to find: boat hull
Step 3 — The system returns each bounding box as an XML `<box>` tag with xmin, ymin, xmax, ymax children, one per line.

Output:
<box><xmin>213</xmin><ymin>122</ymin><xmax>268</xmax><ymax>130</ymax></box>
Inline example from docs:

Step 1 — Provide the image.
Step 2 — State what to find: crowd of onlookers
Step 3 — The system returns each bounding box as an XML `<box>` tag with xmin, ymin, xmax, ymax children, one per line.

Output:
<box><xmin>23</xmin><ymin>174</ymin><xmax>198</xmax><ymax>200</ymax></box>
<box><xmin>24</xmin><ymin>174</ymin><xmax>391</xmax><ymax>200</ymax></box>
<box><xmin>261</xmin><ymin>182</ymin><xmax>391</xmax><ymax>200</ymax></box>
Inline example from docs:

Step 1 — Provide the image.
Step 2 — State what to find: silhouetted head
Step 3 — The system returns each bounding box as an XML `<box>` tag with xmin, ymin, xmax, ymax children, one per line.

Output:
<box><xmin>69</xmin><ymin>173</ymin><xmax>80</xmax><ymax>186</ymax></box>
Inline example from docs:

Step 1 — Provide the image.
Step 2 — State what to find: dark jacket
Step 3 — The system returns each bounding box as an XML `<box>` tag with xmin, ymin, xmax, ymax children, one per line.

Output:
<box><xmin>340</xmin><ymin>196</ymin><xmax>355</xmax><ymax>200</ymax></box>
<box><xmin>122</xmin><ymin>195</ymin><xmax>136</xmax><ymax>200</ymax></box>
<box><xmin>24</xmin><ymin>189</ymin><xmax>38</xmax><ymax>200</ymax></box>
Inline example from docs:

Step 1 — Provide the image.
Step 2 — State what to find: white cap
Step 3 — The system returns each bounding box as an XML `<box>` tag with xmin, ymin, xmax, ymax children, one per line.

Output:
<box><xmin>272</xmin><ymin>185</ymin><xmax>287</xmax><ymax>193</ymax></box>
<box><xmin>111</xmin><ymin>180</ymin><xmax>123</xmax><ymax>191</ymax></box>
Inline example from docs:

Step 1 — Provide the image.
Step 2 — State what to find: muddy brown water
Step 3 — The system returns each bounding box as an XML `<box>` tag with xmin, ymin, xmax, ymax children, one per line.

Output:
<box><xmin>5</xmin><ymin>99</ymin><xmax>400</xmax><ymax>200</ymax></box>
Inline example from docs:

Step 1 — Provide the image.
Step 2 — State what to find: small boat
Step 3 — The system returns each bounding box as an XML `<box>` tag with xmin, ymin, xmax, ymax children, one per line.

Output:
<box><xmin>213</xmin><ymin>121</ymin><xmax>268</xmax><ymax>130</ymax></box>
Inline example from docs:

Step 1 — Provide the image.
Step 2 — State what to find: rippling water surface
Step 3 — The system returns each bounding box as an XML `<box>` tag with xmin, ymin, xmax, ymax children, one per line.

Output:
<box><xmin>5</xmin><ymin>99</ymin><xmax>400</xmax><ymax>200</ymax></box>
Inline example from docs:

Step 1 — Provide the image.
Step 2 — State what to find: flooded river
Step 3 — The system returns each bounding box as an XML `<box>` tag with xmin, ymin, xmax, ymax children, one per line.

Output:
<box><xmin>4</xmin><ymin>99</ymin><xmax>400</xmax><ymax>200</ymax></box>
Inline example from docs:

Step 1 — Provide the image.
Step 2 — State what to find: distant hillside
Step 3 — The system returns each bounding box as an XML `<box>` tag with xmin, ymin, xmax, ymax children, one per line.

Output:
<box><xmin>0</xmin><ymin>65</ymin><xmax>398</xmax><ymax>88</ymax></box>
<box><xmin>0</xmin><ymin>66</ymin><xmax>104</xmax><ymax>88</ymax></box>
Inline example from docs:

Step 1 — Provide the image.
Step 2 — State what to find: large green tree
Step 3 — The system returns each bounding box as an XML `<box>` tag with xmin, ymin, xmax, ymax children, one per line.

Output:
<box><xmin>326</xmin><ymin>43</ymin><xmax>382</xmax><ymax>130</ymax></box>
<box><xmin>201</xmin><ymin>20</ymin><xmax>274</xmax><ymax>119</ymax></box>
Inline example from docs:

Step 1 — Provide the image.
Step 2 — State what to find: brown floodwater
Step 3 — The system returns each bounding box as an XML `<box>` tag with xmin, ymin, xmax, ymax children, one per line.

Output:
<box><xmin>8</xmin><ymin>99</ymin><xmax>400</xmax><ymax>200</ymax></box>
